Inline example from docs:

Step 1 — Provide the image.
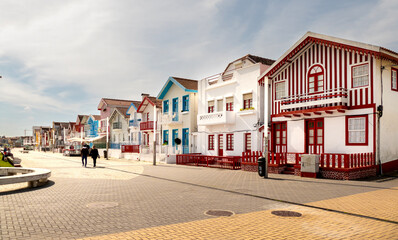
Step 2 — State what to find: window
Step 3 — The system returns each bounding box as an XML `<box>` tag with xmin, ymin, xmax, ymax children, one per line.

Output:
<box><xmin>208</xmin><ymin>135</ymin><xmax>214</xmax><ymax>150</ymax></box>
<box><xmin>392</xmin><ymin>68</ymin><xmax>398</xmax><ymax>91</ymax></box>
<box><xmin>275</xmin><ymin>81</ymin><xmax>286</xmax><ymax>100</ymax></box>
<box><xmin>163</xmin><ymin>100</ymin><xmax>169</xmax><ymax>113</ymax></box>
<box><xmin>163</xmin><ymin>130</ymin><xmax>169</xmax><ymax>145</ymax></box>
<box><xmin>226</xmin><ymin>134</ymin><xmax>234</xmax><ymax>150</ymax></box>
<box><xmin>308</xmin><ymin>65</ymin><xmax>324</xmax><ymax>94</ymax></box>
<box><xmin>182</xmin><ymin>95</ymin><xmax>189</xmax><ymax>111</ymax></box>
<box><xmin>244</xmin><ymin>133</ymin><xmax>251</xmax><ymax>152</ymax></box>
<box><xmin>172</xmin><ymin>129</ymin><xmax>178</xmax><ymax>147</ymax></box>
<box><xmin>346</xmin><ymin>115</ymin><xmax>368</xmax><ymax>145</ymax></box>
<box><xmin>226</xmin><ymin>97</ymin><xmax>233</xmax><ymax>111</ymax></box>
<box><xmin>217</xmin><ymin>99</ymin><xmax>223</xmax><ymax>112</ymax></box>
<box><xmin>352</xmin><ymin>63</ymin><xmax>369</xmax><ymax>88</ymax></box>
<box><xmin>243</xmin><ymin>93</ymin><xmax>252</xmax><ymax>109</ymax></box>
<box><xmin>208</xmin><ymin>100</ymin><xmax>214</xmax><ymax>113</ymax></box>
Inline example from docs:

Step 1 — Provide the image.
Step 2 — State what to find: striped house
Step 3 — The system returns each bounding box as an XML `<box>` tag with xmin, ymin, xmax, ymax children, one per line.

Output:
<box><xmin>258</xmin><ymin>32</ymin><xmax>398</xmax><ymax>179</ymax></box>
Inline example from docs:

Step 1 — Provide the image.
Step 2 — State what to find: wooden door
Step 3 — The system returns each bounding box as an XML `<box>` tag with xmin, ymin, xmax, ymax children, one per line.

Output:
<box><xmin>306</xmin><ymin>118</ymin><xmax>324</xmax><ymax>154</ymax></box>
<box><xmin>218</xmin><ymin>134</ymin><xmax>223</xmax><ymax>156</ymax></box>
<box><xmin>273</xmin><ymin>122</ymin><xmax>287</xmax><ymax>153</ymax></box>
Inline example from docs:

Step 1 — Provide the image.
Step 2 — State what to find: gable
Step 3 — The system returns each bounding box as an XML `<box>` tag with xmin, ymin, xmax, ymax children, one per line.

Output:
<box><xmin>157</xmin><ymin>77</ymin><xmax>198</xmax><ymax>100</ymax></box>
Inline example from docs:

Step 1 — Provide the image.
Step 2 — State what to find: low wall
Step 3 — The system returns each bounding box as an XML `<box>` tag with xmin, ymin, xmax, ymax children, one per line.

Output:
<box><xmin>0</xmin><ymin>168</ymin><xmax>51</xmax><ymax>188</ymax></box>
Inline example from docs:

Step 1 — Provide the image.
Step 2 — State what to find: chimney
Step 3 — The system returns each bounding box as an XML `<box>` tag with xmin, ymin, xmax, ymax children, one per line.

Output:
<box><xmin>141</xmin><ymin>93</ymin><xmax>150</xmax><ymax>100</ymax></box>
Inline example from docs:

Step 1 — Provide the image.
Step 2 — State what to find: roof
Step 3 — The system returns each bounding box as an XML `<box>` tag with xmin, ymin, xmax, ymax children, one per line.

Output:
<box><xmin>93</xmin><ymin>115</ymin><xmax>101</xmax><ymax>121</ymax></box>
<box><xmin>157</xmin><ymin>76</ymin><xmax>198</xmax><ymax>100</ymax></box>
<box><xmin>97</xmin><ymin>98</ymin><xmax>135</xmax><ymax>110</ymax></box>
<box><xmin>258</xmin><ymin>31</ymin><xmax>398</xmax><ymax>82</ymax></box>
<box><xmin>109</xmin><ymin>107</ymin><xmax>130</xmax><ymax>121</ymax></box>
<box><xmin>76</xmin><ymin>115</ymin><xmax>89</xmax><ymax>125</ymax></box>
<box><xmin>126</xmin><ymin>101</ymin><xmax>142</xmax><ymax>115</ymax></box>
<box><xmin>137</xmin><ymin>96</ymin><xmax>162</xmax><ymax>113</ymax></box>
<box><xmin>223</xmin><ymin>54</ymin><xmax>275</xmax><ymax>74</ymax></box>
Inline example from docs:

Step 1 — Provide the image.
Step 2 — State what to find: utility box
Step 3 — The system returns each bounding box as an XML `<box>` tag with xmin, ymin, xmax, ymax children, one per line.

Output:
<box><xmin>300</xmin><ymin>154</ymin><xmax>320</xmax><ymax>178</ymax></box>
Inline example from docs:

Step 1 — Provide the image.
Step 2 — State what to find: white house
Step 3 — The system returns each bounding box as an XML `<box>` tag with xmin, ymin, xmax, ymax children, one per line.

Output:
<box><xmin>123</xmin><ymin>100</ymin><xmax>142</xmax><ymax>160</ymax></box>
<box><xmin>108</xmin><ymin>107</ymin><xmax>130</xmax><ymax>158</ymax></box>
<box><xmin>136</xmin><ymin>94</ymin><xmax>163</xmax><ymax>162</ymax></box>
<box><xmin>157</xmin><ymin>77</ymin><xmax>198</xmax><ymax>162</ymax></box>
<box><xmin>258</xmin><ymin>32</ymin><xmax>398</xmax><ymax>179</ymax></box>
<box><xmin>196</xmin><ymin>54</ymin><xmax>275</xmax><ymax>157</ymax></box>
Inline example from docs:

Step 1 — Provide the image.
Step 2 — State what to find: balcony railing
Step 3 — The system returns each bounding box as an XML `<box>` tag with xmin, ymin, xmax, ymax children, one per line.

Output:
<box><xmin>197</xmin><ymin>111</ymin><xmax>235</xmax><ymax>126</ymax></box>
<box><xmin>113</xmin><ymin>122</ymin><xmax>122</xmax><ymax>129</ymax></box>
<box><xmin>129</xmin><ymin>120</ymin><xmax>139</xmax><ymax>127</ymax></box>
<box><xmin>140</xmin><ymin>121</ymin><xmax>156</xmax><ymax>131</ymax></box>
<box><xmin>162</xmin><ymin>114</ymin><xmax>182</xmax><ymax>125</ymax></box>
<box><xmin>280</xmin><ymin>88</ymin><xmax>348</xmax><ymax>111</ymax></box>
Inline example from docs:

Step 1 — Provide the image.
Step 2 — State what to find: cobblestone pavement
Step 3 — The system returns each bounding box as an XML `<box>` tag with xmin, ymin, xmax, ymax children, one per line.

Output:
<box><xmin>0</xmin><ymin>150</ymin><xmax>397</xmax><ymax>239</ymax></box>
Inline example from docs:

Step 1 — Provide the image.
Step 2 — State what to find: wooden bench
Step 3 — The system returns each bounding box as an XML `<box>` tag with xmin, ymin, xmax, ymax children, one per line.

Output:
<box><xmin>0</xmin><ymin>168</ymin><xmax>51</xmax><ymax>188</ymax></box>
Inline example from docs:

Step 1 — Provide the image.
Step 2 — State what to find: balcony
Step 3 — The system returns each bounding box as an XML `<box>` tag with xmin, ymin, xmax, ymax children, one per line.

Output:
<box><xmin>280</xmin><ymin>88</ymin><xmax>348</xmax><ymax>111</ymax></box>
<box><xmin>140</xmin><ymin>121</ymin><xmax>157</xmax><ymax>131</ymax></box>
<box><xmin>197</xmin><ymin>111</ymin><xmax>235</xmax><ymax>126</ymax></box>
<box><xmin>129</xmin><ymin>120</ymin><xmax>139</xmax><ymax>127</ymax></box>
<box><xmin>113</xmin><ymin>122</ymin><xmax>122</xmax><ymax>130</ymax></box>
<box><xmin>162</xmin><ymin>113</ymin><xmax>182</xmax><ymax>126</ymax></box>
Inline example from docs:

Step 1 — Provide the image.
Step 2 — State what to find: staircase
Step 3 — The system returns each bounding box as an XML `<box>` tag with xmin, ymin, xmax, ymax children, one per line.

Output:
<box><xmin>282</xmin><ymin>164</ymin><xmax>295</xmax><ymax>175</ymax></box>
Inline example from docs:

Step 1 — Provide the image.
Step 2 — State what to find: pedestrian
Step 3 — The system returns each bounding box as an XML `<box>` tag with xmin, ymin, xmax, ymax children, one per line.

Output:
<box><xmin>90</xmin><ymin>145</ymin><xmax>100</xmax><ymax>167</ymax></box>
<box><xmin>81</xmin><ymin>144</ymin><xmax>89</xmax><ymax>167</ymax></box>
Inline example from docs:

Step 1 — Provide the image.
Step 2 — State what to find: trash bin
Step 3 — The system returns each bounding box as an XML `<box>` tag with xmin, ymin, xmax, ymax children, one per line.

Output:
<box><xmin>258</xmin><ymin>157</ymin><xmax>265</xmax><ymax>177</ymax></box>
<box><xmin>103</xmin><ymin>150</ymin><xmax>107</xmax><ymax>159</ymax></box>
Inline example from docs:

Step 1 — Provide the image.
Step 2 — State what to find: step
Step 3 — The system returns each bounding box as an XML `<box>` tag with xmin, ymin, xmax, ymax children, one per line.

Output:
<box><xmin>282</xmin><ymin>170</ymin><xmax>295</xmax><ymax>175</ymax></box>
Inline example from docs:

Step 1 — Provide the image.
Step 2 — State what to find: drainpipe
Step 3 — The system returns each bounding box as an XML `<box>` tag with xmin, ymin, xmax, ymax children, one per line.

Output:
<box><xmin>377</xmin><ymin>59</ymin><xmax>384</xmax><ymax>176</ymax></box>
<box><xmin>153</xmin><ymin>106</ymin><xmax>157</xmax><ymax>166</ymax></box>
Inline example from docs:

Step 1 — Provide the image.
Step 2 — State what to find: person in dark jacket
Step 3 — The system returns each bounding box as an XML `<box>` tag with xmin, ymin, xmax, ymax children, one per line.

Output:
<box><xmin>90</xmin><ymin>145</ymin><xmax>100</xmax><ymax>167</ymax></box>
<box><xmin>81</xmin><ymin>144</ymin><xmax>89</xmax><ymax>167</ymax></box>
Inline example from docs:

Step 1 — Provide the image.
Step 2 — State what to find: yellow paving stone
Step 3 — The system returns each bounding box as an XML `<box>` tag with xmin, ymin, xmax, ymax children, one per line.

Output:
<box><xmin>80</xmin><ymin>186</ymin><xmax>398</xmax><ymax>240</ymax></box>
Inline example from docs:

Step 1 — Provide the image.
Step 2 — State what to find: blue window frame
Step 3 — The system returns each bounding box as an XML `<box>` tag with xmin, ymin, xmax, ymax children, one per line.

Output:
<box><xmin>163</xmin><ymin>100</ymin><xmax>169</xmax><ymax>114</ymax></box>
<box><xmin>182</xmin><ymin>95</ymin><xmax>189</xmax><ymax>112</ymax></box>
<box><xmin>172</xmin><ymin>98</ymin><xmax>179</xmax><ymax>121</ymax></box>
<box><xmin>182</xmin><ymin>128</ymin><xmax>189</xmax><ymax>154</ymax></box>
<box><xmin>172</xmin><ymin>129</ymin><xmax>178</xmax><ymax>147</ymax></box>
<box><xmin>163</xmin><ymin>130</ymin><xmax>169</xmax><ymax>145</ymax></box>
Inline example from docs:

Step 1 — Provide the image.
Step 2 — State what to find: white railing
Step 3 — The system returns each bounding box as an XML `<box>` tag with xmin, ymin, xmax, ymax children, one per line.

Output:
<box><xmin>280</xmin><ymin>88</ymin><xmax>348</xmax><ymax>111</ymax></box>
<box><xmin>197</xmin><ymin>111</ymin><xmax>235</xmax><ymax>126</ymax></box>
<box><xmin>161</xmin><ymin>113</ymin><xmax>182</xmax><ymax>125</ymax></box>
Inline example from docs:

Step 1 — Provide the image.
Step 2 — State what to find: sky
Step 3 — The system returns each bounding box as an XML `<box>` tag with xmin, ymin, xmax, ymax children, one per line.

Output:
<box><xmin>0</xmin><ymin>0</ymin><xmax>397</xmax><ymax>136</ymax></box>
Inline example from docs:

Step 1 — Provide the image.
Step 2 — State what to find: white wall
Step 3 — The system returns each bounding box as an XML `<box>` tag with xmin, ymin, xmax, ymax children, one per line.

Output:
<box><xmin>287</xmin><ymin>120</ymin><xmax>305</xmax><ymax>153</ymax></box>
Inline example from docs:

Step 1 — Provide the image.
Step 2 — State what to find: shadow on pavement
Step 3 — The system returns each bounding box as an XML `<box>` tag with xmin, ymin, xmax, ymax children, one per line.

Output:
<box><xmin>0</xmin><ymin>180</ymin><xmax>55</xmax><ymax>196</ymax></box>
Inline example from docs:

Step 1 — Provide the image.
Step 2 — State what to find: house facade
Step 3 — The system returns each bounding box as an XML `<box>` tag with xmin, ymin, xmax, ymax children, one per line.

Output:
<box><xmin>196</xmin><ymin>54</ymin><xmax>275</xmax><ymax>157</ymax></box>
<box><xmin>108</xmin><ymin>107</ymin><xmax>130</xmax><ymax>158</ymax></box>
<box><xmin>136</xmin><ymin>94</ymin><xmax>162</xmax><ymax>162</ymax></box>
<box><xmin>258</xmin><ymin>32</ymin><xmax>398</xmax><ymax>178</ymax></box>
<box><xmin>157</xmin><ymin>77</ymin><xmax>198</xmax><ymax>160</ymax></box>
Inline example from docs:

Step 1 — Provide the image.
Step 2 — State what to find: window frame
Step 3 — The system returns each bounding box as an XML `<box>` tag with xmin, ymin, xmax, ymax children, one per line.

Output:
<box><xmin>392</xmin><ymin>68</ymin><xmax>398</xmax><ymax>92</ymax></box>
<box><xmin>226</xmin><ymin>97</ymin><xmax>234</xmax><ymax>111</ymax></box>
<box><xmin>307</xmin><ymin>64</ymin><xmax>325</xmax><ymax>94</ymax></box>
<box><xmin>163</xmin><ymin>130</ymin><xmax>169</xmax><ymax>145</ymax></box>
<box><xmin>351</xmin><ymin>63</ymin><xmax>370</xmax><ymax>88</ymax></box>
<box><xmin>182</xmin><ymin>95</ymin><xmax>189</xmax><ymax>112</ymax></box>
<box><xmin>208</xmin><ymin>100</ymin><xmax>215</xmax><ymax>113</ymax></box>
<box><xmin>226</xmin><ymin>134</ymin><xmax>234</xmax><ymax>151</ymax></box>
<box><xmin>345</xmin><ymin>115</ymin><xmax>368</xmax><ymax>146</ymax></box>
<box><xmin>172</xmin><ymin>129</ymin><xmax>178</xmax><ymax>147</ymax></box>
<box><xmin>275</xmin><ymin>81</ymin><xmax>286</xmax><ymax>100</ymax></box>
<box><xmin>163</xmin><ymin>100</ymin><xmax>169</xmax><ymax>114</ymax></box>
<box><xmin>243</xmin><ymin>93</ymin><xmax>253</xmax><ymax>109</ymax></box>
<box><xmin>244</xmin><ymin>133</ymin><xmax>251</xmax><ymax>152</ymax></box>
<box><xmin>208</xmin><ymin>135</ymin><xmax>214</xmax><ymax>150</ymax></box>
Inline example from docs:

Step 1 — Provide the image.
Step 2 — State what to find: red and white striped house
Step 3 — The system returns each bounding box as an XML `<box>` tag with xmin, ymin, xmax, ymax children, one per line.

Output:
<box><xmin>258</xmin><ymin>32</ymin><xmax>398</xmax><ymax>179</ymax></box>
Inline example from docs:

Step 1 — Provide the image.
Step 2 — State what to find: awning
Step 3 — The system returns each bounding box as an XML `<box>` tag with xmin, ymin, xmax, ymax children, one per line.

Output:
<box><xmin>85</xmin><ymin>135</ymin><xmax>106</xmax><ymax>142</ymax></box>
<box><xmin>67</xmin><ymin>137</ymin><xmax>85</xmax><ymax>142</ymax></box>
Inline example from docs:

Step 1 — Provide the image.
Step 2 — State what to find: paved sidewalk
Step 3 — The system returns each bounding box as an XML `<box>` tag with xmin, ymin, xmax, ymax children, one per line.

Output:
<box><xmin>1</xmin><ymin>150</ymin><xmax>397</xmax><ymax>239</ymax></box>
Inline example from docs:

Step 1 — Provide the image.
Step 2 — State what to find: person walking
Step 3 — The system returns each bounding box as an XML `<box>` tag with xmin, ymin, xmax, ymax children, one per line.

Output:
<box><xmin>90</xmin><ymin>145</ymin><xmax>100</xmax><ymax>167</ymax></box>
<box><xmin>81</xmin><ymin>144</ymin><xmax>89</xmax><ymax>167</ymax></box>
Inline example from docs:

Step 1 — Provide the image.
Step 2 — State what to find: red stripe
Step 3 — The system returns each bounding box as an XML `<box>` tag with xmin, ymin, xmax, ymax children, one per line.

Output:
<box><xmin>354</xmin><ymin>89</ymin><xmax>357</xmax><ymax>106</ymax></box>
<box><xmin>349</xmin><ymin>90</ymin><xmax>353</xmax><ymax>106</ymax></box>
<box><xmin>370</xmin><ymin>57</ymin><xmax>374</xmax><ymax>103</ymax></box>
<box><xmin>300</xmin><ymin>55</ymin><xmax>303</xmax><ymax>95</ymax></box>
<box><xmin>359</xmin><ymin>54</ymin><xmax>363</xmax><ymax>62</ymax></box>
<box><xmin>359</xmin><ymin>88</ymin><xmax>363</xmax><ymax>106</ymax></box>
<box><xmin>292</xmin><ymin>62</ymin><xmax>295</xmax><ymax>96</ymax></box>
<box><xmin>316</xmin><ymin>44</ymin><xmax>319</xmax><ymax>63</ymax></box>
<box><xmin>330</xmin><ymin>46</ymin><xmax>332</xmax><ymax>91</ymax></box>
<box><xmin>325</xmin><ymin>46</ymin><xmax>328</xmax><ymax>90</ymax></box>
<box><xmin>334</xmin><ymin>47</ymin><xmax>337</xmax><ymax>90</ymax></box>
<box><xmin>344</xmin><ymin>51</ymin><xmax>347</xmax><ymax>90</ymax></box>
<box><xmin>320</xmin><ymin>44</ymin><xmax>323</xmax><ymax>64</ymax></box>
<box><xmin>304</xmin><ymin>53</ymin><xmax>307</xmax><ymax>94</ymax></box>
<box><xmin>288</xmin><ymin>66</ymin><xmax>290</xmax><ymax>96</ymax></box>
<box><xmin>339</xmin><ymin>49</ymin><xmax>342</xmax><ymax>90</ymax></box>
<box><xmin>296</xmin><ymin>59</ymin><xmax>298</xmax><ymax>96</ymax></box>
<box><xmin>354</xmin><ymin>52</ymin><xmax>357</xmax><ymax>64</ymax></box>
<box><xmin>365</xmin><ymin>88</ymin><xmax>369</xmax><ymax>105</ymax></box>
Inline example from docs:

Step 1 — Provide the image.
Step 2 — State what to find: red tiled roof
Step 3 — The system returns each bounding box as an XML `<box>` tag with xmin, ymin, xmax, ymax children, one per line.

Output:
<box><xmin>114</xmin><ymin>107</ymin><xmax>130</xmax><ymax>119</ymax></box>
<box><xmin>98</xmin><ymin>98</ymin><xmax>134</xmax><ymax>110</ymax></box>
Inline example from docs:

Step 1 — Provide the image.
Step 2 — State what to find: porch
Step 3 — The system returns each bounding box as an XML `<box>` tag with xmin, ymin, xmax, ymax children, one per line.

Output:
<box><xmin>241</xmin><ymin>151</ymin><xmax>376</xmax><ymax>180</ymax></box>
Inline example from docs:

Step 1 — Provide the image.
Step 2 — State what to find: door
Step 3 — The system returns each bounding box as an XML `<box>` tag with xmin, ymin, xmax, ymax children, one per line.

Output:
<box><xmin>306</xmin><ymin>118</ymin><xmax>324</xmax><ymax>154</ymax></box>
<box><xmin>218</xmin><ymin>134</ymin><xmax>223</xmax><ymax>156</ymax></box>
<box><xmin>273</xmin><ymin>122</ymin><xmax>287</xmax><ymax>153</ymax></box>
<box><xmin>244</xmin><ymin>133</ymin><xmax>251</xmax><ymax>152</ymax></box>
<box><xmin>182</xmin><ymin>128</ymin><xmax>189</xmax><ymax>154</ymax></box>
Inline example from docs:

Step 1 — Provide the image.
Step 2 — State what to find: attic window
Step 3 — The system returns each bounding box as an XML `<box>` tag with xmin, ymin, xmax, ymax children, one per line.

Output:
<box><xmin>235</xmin><ymin>62</ymin><xmax>243</xmax><ymax>69</ymax></box>
<box><xmin>222</xmin><ymin>73</ymin><xmax>233</xmax><ymax>81</ymax></box>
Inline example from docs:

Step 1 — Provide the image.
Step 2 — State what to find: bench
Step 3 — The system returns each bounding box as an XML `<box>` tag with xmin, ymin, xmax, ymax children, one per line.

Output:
<box><xmin>0</xmin><ymin>168</ymin><xmax>51</xmax><ymax>188</ymax></box>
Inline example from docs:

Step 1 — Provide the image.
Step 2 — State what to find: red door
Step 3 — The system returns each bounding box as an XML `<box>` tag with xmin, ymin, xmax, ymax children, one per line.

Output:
<box><xmin>306</xmin><ymin>118</ymin><xmax>324</xmax><ymax>154</ymax></box>
<box><xmin>218</xmin><ymin>135</ymin><xmax>223</xmax><ymax>156</ymax></box>
<box><xmin>273</xmin><ymin>122</ymin><xmax>287</xmax><ymax>153</ymax></box>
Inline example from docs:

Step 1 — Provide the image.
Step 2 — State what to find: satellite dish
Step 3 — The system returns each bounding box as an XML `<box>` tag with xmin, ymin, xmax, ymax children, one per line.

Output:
<box><xmin>174</xmin><ymin>138</ymin><xmax>181</xmax><ymax>145</ymax></box>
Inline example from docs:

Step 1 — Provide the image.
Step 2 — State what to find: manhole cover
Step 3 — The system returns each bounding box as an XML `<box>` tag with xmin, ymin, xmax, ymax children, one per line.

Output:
<box><xmin>205</xmin><ymin>210</ymin><xmax>235</xmax><ymax>217</ymax></box>
<box><xmin>86</xmin><ymin>202</ymin><xmax>119</xmax><ymax>209</ymax></box>
<box><xmin>271</xmin><ymin>210</ymin><xmax>302</xmax><ymax>217</ymax></box>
